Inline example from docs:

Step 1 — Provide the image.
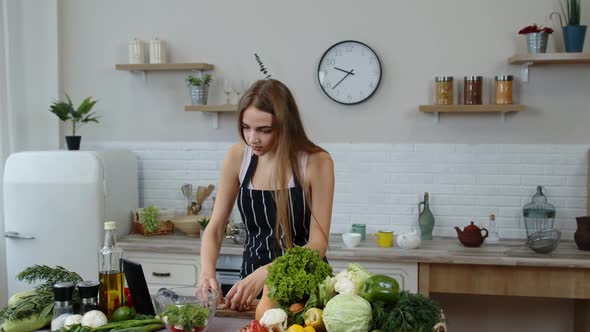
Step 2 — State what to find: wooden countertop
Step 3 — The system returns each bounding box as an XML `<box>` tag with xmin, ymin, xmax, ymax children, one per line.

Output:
<box><xmin>119</xmin><ymin>233</ymin><xmax>590</xmax><ymax>269</ymax></box>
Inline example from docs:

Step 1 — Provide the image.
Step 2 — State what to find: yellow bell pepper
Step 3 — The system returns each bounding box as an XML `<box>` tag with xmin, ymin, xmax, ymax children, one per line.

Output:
<box><xmin>304</xmin><ymin>308</ymin><xmax>325</xmax><ymax>332</ymax></box>
<box><xmin>286</xmin><ymin>324</ymin><xmax>305</xmax><ymax>332</ymax></box>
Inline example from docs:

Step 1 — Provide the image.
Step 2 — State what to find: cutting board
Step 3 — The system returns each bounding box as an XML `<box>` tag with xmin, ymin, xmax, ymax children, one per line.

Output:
<box><xmin>215</xmin><ymin>300</ymin><xmax>258</xmax><ymax>319</ymax></box>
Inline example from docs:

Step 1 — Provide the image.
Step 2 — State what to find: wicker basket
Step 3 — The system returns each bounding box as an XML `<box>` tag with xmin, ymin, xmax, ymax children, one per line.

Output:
<box><xmin>132</xmin><ymin>208</ymin><xmax>175</xmax><ymax>236</ymax></box>
<box><xmin>133</xmin><ymin>220</ymin><xmax>174</xmax><ymax>236</ymax></box>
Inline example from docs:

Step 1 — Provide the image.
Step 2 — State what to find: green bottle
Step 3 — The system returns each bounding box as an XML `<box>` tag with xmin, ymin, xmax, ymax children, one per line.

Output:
<box><xmin>418</xmin><ymin>192</ymin><xmax>435</xmax><ymax>240</ymax></box>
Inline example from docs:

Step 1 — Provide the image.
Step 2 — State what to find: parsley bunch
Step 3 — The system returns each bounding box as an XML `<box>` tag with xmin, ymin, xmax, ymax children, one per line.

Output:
<box><xmin>266</xmin><ymin>247</ymin><xmax>332</xmax><ymax>306</ymax></box>
<box><xmin>371</xmin><ymin>291</ymin><xmax>442</xmax><ymax>332</ymax></box>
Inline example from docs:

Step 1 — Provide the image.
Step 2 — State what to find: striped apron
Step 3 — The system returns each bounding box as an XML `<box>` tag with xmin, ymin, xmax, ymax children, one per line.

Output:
<box><xmin>237</xmin><ymin>153</ymin><xmax>311</xmax><ymax>279</ymax></box>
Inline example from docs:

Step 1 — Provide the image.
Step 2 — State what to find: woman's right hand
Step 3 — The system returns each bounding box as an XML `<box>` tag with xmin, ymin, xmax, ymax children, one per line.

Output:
<box><xmin>200</xmin><ymin>274</ymin><xmax>224</xmax><ymax>304</ymax></box>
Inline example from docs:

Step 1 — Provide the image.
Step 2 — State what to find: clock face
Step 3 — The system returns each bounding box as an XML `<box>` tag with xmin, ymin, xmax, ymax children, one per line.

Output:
<box><xmin>317</xmin><ymin>40</ymin><xmax>382</xmax><ymax>105</ymax></box>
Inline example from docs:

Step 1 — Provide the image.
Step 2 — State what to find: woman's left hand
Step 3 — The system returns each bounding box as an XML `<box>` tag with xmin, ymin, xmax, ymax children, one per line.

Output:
<box><xmin>225</xmin><ymin>266</ymin><xmax>267</xmax><ymax>311</ymax></box>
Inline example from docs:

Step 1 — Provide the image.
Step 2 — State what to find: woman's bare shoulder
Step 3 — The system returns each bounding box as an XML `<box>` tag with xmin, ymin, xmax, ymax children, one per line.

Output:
<box><xmin>307</xmin><ymin>150</ymin><xmax>334</xmax><ymax>173</ymax></box>
<box><xmin>223</xmin><ymin>142</ymin><xmax>247</xmax><ymax>171</ymax></box>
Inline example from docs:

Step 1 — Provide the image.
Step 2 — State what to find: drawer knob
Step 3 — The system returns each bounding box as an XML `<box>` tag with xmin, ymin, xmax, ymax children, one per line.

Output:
<box><xmin>152</xmin><ymin>272</ymin><xmax>171</xmax><ymax>277</ymax></box>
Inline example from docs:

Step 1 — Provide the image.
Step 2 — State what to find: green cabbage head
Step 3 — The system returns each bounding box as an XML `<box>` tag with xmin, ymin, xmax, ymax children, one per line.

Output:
<box><xmin>323</xmin><ymin>294</ymin><xmax>372</xmax><ymax>332</ymax></box>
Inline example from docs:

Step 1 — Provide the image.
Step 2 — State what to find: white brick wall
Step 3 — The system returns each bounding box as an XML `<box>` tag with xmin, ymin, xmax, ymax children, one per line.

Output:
<box><xmin>86</xmin><ymin>142</ymin><xmax>589</xmax><ymax>240</ymax></box>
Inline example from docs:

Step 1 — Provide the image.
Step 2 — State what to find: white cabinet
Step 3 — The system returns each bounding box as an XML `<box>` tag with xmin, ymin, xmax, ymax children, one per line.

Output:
<box><xmin>329</xmin><ymin>259</ymin><xmax>418</xmax><ymax>293</ymax></box>
<box><xmin>124</xmin><ymin>251</ymin><xmax>200</xmax><ymax>294</ymax></box>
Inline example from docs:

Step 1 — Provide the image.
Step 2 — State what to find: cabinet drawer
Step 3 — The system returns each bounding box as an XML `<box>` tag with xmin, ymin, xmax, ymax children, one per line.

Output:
<box><xmin>142</xmin><ymin>262</ymin><xmax>198</xmax><ymax>286</ymax></box>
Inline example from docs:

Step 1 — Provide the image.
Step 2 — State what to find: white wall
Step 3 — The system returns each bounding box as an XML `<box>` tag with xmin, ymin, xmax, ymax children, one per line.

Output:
<box><xmin>61</xmin><ymin>0</ymin><xmax>590</xmax><ymax>144</ymax></box>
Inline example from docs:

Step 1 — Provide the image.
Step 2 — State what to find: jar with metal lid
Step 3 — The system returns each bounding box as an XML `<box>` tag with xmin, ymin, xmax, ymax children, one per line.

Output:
<box><xmin>435</xmin><ymin>76</ymin><xmax>454</xmax><ymax>105</ymax></box>
<box><xmin>463</xmin><ymin>76</ymin><xmax>483</xmax><ymax>105</ymax></box>
<box><xmin>495</xmin><ymin>75</ymin><xmax>514</xmax><ymax>104</ymax></box>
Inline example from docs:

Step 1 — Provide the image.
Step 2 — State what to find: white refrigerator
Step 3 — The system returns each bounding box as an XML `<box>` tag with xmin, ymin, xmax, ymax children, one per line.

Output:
<box><xmin>3</xmin><ymin>150</ymin><xmax>138</xmax><ymax>297</ymax></box>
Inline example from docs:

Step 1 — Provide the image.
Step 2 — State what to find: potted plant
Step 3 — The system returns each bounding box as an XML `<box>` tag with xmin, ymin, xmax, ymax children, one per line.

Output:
<box><xmin>551</xmin><ymin>0</ymin><xmax>586</xmax><ymax>52</ymax></box>
<box><xmin>518</xmin><ymin>24</ymin><xmax>554</xmax><ymax>54</ymax></box>
<box><xmin>49</xmin><ymin>95</ymin><xmax>99</xmax><ymax>150</ymax></box>
<box><xmin>186</xmin><ymin>73</ymin><xmax>213</xmax><ymax>105</ymax></box>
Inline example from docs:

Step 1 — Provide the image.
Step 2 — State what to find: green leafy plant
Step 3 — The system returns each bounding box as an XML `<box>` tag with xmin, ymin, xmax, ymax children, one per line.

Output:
<box><xmin>197</xmin><ymin>216</ymin><xmax>210</xmax><ymax>230</ymax></box>
<box><xmin>140</xmin><ymin>205</ymin><xmax>160</xmax><ymax>232</ymax></box>
<box><xmin>552</xmin><ymin>0</ymin><xmax>583</xmax><ymax>26</ymax></box>
<box><xmin>0</xmin><ymin>265</ymin><xmax>82</xmax><ymax>321</ymax></box>
<box><xmin>49</xmin><ymin>95</ymin><xmax>99</xmax><ymax>136</ymax></box>
<box><xmin>266</xmin><ymin>247</ymin><xmax>333</xmax><ymax>306</ymax></box>
<box><xmin>371</xmin><ymin>291</ymin><xmax>442</xmax><ymax>332</ymax></box>
<box><xmin>186</xmin><ymin>74</ymin><xmax>213</xmax><ymax>87</ymax></box>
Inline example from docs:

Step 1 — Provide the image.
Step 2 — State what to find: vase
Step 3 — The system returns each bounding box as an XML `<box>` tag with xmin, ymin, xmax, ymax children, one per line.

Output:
<box><xmin>418</xmin><ymin>192</ymin><xmax>435</xmax><ymax>240</ymax></box>
<box><xmin>190</xmin><ymin>85</ymin><xmax>209</xmax><ymax>105</ymax></box>
<box><xmin>574</xmin><ymin>216</ymin><xmax>590</xmax><ymax>251</ymax></box>
<box><xmin>526</xmin><ymin>32</ymin><xmax>549</xmax><ymax>54</ymax></box>
<box><xmin>563</xmin><ymin>25</ymin><xmax>587</xmax><ymax>53</ymax></box>
<box><xmin>65</xmin><ymin>136</ymin><xmax>81</xmax><ymax>150</ymax></box>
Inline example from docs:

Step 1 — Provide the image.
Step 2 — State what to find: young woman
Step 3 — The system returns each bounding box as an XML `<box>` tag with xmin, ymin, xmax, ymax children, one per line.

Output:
<box><xmin>199</xmin><ymin>79</ymin><xmax>335</xmax><ymax>315</ymax></box>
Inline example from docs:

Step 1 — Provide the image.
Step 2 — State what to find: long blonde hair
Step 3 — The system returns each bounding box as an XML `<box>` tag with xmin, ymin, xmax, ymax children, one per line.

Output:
<box><xmin>238</xmin><ymin>79</ymin><xmax>323</xmax><ymax>249</ymax></box>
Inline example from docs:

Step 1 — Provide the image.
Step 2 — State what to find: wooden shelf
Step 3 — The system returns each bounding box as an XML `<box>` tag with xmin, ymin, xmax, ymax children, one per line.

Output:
<box><xmin>419</xmin><ymin>104</ymin><xmax>526</xmax><ymax>113</ymax></box>
<box><xmin>419</xmin><ymin>104</ymin><xmax>525</xmax><ymax>123</ymax></box>
<box><xmin>115</xmin><ymin>63</ymin><xmax>214</xmax><ymax>71</ymax></box>
<box><xmin>508</xmin><ymin>53</ymin><xmax>590</xmax><ymax>65</ymax></box>
<box><xmin>184</xmin><ymin>104</ymin><xmax>237</xmax><ymax>112</ymax></box>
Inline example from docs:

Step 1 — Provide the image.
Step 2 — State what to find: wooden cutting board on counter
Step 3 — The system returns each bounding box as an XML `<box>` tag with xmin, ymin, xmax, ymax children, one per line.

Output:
<box><xmin>215</xmin><ymin>300</ymin><xmax>258</xmax><ymax>319</ymax></box>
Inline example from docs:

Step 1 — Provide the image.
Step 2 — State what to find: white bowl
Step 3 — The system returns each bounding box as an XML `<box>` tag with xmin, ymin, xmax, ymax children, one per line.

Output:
<box><xmin>342</xmin><ymin>232</ymin><xmax>362</xmax><ymax>248</ymax></box>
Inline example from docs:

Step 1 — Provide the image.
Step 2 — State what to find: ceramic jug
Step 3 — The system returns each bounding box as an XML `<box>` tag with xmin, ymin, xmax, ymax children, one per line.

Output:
<box><xmin>575</xmin><ymin>216</ymin><xmax>590</xmax><ymax>251</ymax></box>
<box><xmin>418</xmin><ymin>192</ymin><xmax>435</xmax><ymax>240</ymax></box>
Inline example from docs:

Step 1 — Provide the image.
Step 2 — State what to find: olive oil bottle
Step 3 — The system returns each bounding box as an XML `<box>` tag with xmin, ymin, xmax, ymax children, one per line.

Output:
<box><xmin>98</xmin><ymin>221</ymin><xmax>125</xmax><ymax>319</ymax></box>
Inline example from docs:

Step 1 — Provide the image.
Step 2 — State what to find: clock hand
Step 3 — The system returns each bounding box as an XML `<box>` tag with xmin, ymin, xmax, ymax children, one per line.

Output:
<box><xmin>334</xmin><ymin>67</ymin><xmax>355</xmax><ymax>75</ymax></box>
<box><xmin>332</xmin><ymin>69</ymin><xmax>354</xmax><ymax>90</ymax></box>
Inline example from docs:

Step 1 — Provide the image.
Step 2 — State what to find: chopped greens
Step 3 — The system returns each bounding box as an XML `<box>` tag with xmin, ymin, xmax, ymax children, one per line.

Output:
<box><xmin>161</xmin><ymin>304</ymin><xmax>209</xmax><ymax>329</ymax></box>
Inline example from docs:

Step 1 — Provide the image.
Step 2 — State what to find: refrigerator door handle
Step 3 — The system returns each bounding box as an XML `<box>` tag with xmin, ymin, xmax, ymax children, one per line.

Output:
<box><xmin>4</xmin><ymin>232</ymin><xmax>35</xmax><ymax>240</ymax></box>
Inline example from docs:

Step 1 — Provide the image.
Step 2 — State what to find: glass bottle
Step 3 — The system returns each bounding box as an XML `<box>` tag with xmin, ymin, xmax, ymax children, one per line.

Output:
<box><xmin>51</xmin><ymin>282</ymin><xmax>75</xmax><ymax>331</ymax></box>
<box><xmin>487</xmin><ymin>214</ymin><xmax>500</xmax><ymax>243</ymax></box>
<box><xmin>435</xmin><ymin>76</ymin><xmax>454</xmax><ymax>105</ymax></box>
<box><xmin>418</xmin><ymin>192</ymin><xmax>435</xmax><ymax>240</ymax></box>
<box><xmin>78</xmin><ymin>280</ymin><xmax>100</xmax><ymax>315</ymax></box>
<box><xmin>464</xmin><ymin>76</ymin><xmax>483</xmax><ymax>104</ymax></box>
<box><xmin>99</xmin><ymin>221</ymin><xmax>125</xmax><ymax>320</ymax></box>
<box><xmin>495</xmin><ymin>75</ymin><xmax>514</xmax><ymax>104</ymax></box>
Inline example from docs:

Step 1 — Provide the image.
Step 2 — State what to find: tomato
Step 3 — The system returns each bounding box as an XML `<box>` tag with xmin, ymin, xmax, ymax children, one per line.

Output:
<box><xmin>111</xmin><ymin>305</ymin><xmax>136</xmax><ymax>322</ymax></box>
<box><xmin>246</xmin><ymin>320</ymin><xmax>268</xmax><ymax>332</ymax></box>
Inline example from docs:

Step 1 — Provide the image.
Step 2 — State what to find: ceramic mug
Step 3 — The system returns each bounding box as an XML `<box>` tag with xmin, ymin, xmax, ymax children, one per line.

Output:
<box><xmin>351</xmin><ymin>224</ymin><xmax>367</xmax><ymax>240</ymax></box>
<box><xmin>372</xmin><ymin>230</ymin><xmax>394</xmax><ymax>248</ymax></box>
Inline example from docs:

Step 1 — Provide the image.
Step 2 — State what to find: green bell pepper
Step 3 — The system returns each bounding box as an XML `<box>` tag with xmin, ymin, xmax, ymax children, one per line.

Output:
<box><xmin>360</xmin><ymin>275</ymin><xmax>400</xmax><ymax>305</ymax></box>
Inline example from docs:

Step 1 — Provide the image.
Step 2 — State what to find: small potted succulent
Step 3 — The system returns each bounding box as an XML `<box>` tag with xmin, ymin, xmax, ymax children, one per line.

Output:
<box><xmin>49</xmin><ymin>95</ymin><xmax>99</xmax><ymax>150</ymax></box>
<box><xmin>518</xmin><ymin>24</ymin><xmax>554</xmax><ymax>54</ymax></box>
<box><xmin>551</xmin><ymin>0</ymin><xmax>586</xmax><ymax>52</ymax></box>
<box><xmin>186</xmin><ymin>73</ymin><xmax>213</xmax><ymax>105</ymax></box>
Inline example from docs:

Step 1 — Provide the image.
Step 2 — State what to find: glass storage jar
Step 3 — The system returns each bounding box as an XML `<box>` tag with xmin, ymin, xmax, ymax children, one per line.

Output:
<box><xmin>463</xmin><ymin>76</ymin><xmax>483</xmax><ymax>105</ymax></box>
<box><xmin>495</xmin><ymin>75</ymin><xmax>514</xmax><ymax>104</ymax></box>
<box><xmin>435</xmin><ymin>76</ymin><xmax>454</xmax><ymax>105</ymax></box>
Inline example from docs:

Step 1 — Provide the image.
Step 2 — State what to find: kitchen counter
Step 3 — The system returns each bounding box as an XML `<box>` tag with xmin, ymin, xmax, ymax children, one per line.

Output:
<box><xmin>120</xmin><ymin>233</ymin><xmax>590</xmax><ymax>331</ymax></box>
<box><xmin>119</xmin><ymin>233</ymin><xmax>590</xmax><ymax>269</ymax></box>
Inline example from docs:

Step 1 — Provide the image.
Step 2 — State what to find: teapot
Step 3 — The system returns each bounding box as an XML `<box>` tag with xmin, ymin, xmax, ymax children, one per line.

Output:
<box><xmin>397</xmin><ymin>229</ymin><xmax>421</xmax><ymax>249</ymax></box>
<box><xmin>455</xmin><ymin>221</ymin><xmax>488</xmax><ymax>247</ymax></box>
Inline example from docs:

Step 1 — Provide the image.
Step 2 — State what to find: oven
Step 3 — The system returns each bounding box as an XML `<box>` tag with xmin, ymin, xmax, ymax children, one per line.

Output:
<box><xmin>215</xmin><ymin>255</ymin><xmax>242</xmax><ymax>294</ymax></box>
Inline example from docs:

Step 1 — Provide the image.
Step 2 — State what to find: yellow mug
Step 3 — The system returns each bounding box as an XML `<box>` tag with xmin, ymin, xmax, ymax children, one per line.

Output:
<box><xmin>372</xmin><ymin>230</ymin><xmax>394</xmax><ymax>248</ymax></box>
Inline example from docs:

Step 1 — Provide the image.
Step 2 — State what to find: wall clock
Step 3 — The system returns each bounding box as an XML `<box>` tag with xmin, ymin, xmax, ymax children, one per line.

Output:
<box><xmin>317</xmin><ymin>40</ymin><xmax>382</xmax><ymax>105</ymax></box>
